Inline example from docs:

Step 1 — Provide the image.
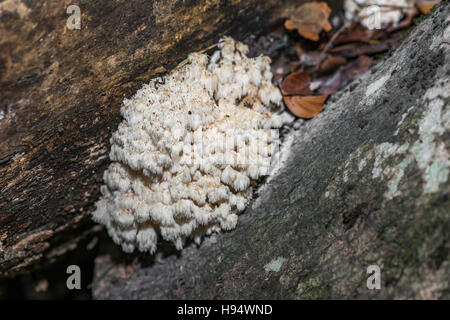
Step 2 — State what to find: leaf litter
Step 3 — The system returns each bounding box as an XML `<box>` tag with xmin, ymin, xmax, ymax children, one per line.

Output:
<box><xmin>261</xmin><ymin>0</ymin><xmax>441</xmax><ymax>119</ymax></box>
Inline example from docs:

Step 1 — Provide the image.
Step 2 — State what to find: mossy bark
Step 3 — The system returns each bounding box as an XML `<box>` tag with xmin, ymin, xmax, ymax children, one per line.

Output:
<box><xmin>92</xmin><ymin>4</ymin><xmax>449</xmax><ymax>299</ymax></box>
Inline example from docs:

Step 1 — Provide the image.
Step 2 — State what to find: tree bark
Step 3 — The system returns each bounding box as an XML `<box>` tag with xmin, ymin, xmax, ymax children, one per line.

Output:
<box><xmin>0</xmin><ymin>0</ymin><xmax>308</xmax><ymax>276</ymax></box>
<box><xmin>92</xmin><ymin>4</ymin><xmax>450</xmax><ymax>299</ymax></box>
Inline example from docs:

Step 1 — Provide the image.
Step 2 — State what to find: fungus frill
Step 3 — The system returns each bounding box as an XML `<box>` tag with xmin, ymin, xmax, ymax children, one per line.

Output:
<box><xmin>92</xmin><ymin>37</ymin><xmax>283</xmax><ymax>254</ymax></box>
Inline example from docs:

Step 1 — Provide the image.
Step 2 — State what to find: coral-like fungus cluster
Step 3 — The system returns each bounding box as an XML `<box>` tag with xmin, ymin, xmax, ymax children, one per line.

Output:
<box><xmin>92</xmin><ymin>37</ymin><xmax>282</xmax><ymax>253</ymax></box>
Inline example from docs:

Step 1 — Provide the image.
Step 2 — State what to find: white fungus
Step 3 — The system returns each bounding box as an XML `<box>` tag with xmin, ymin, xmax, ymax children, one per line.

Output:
<box><xmin>344</xmin><ymin>0</ymin><xmax>416</xmax><ymax>30</ymax></box>
<box><xmin>92</xmin><ymin>37</ymin><xmax>283</xmax><ymax>254</ymax></box>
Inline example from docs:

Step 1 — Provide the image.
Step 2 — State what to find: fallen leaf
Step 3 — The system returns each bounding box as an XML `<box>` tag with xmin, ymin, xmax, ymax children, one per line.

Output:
<box><xmin>285</xmin><ymin>2</ymin><xmax>332</xmax><ymax>41</ymax></box>
<box><xmin>341</xmin><ymin>55</ymin><xmax>373</xmax><ymax>82</ymax></box>
<box><xmin>314</xmin><ymin>55</ymin><xmax>373</xmax><ymax>95</ymax></box>
<box><xmin>328</xmin><ymin>31</ymin><xmax>402</xmax><ymax>58</ymax></box>
<box><xmin>288</xmin><ymin>61</ymin><xmax>302</xmax><ymax>73</ymax></box>
<box><xmin>387</xmin><ymin>14</ymin><xmax>413</xmax><ymax>32</ymax></box>
<box><xmin>334</xmin><ymin>23</ymin><xmax>374</xmax><ymax>45</ymax></box>
<box><xmin>281</xmin><ymin>72</ymin><xmax>313</xmax><ymax>96</ymax></box>
<box><xmin>283</xmin><ymin>95</ymin><xmax>328</xmax><ymax>119</ymax></box>
<box><xmin>319</xmin><ymin>54</ymin><xmax>347</xmax><ymax>73</ymax></box>
<box><xmin>416</xmin><ymin>0</ymin><xmax>440</xmax><ymax>14</ymax></box>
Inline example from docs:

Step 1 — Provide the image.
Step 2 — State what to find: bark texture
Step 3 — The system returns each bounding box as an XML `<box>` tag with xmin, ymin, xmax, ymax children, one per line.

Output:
<box><xmin>92</xmin><ymin>5</ymin><xmax>450</xmax><ymax>299</ymax></box>
<box><xmin>0</xmin><ymin>0</ymin><xmax>309</xmax><ymax>276</ymax></box>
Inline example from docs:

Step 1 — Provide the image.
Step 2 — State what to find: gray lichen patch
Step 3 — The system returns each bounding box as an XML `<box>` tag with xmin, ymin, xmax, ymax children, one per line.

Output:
<box><xmin>327</xmin><ymin>79</ymin><xmax>449</xmax><ymax>201</ymax></box>
<box><xmin>430</xmin><ymin>24</ymin><xmax>450</xmax><ymax>51</ymax></box>
<box><xmin>264</xmin><ymin>256</ymin><xmax>286</xmax><ymax>273</ymax></box>
<box><xmin>412</xmin><ymin>97</ymin><xmax>449</xmax><ymax>193</ymax></box>
<box><xmin>366</xmin><ymin>74</ymin><xmax>391</xmax><ymax>98</ymax></box>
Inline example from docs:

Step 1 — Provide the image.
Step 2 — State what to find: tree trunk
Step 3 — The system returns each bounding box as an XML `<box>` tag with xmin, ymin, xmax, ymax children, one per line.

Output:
<box><xmin>92</xmin><ymin>4</ymin><xmax>450</xmax><ymax>299</ymax></box>
<box><xmin>0</xmin><ymin>0</ymin><xmax>309</xmax><ymax>276</ymax></box>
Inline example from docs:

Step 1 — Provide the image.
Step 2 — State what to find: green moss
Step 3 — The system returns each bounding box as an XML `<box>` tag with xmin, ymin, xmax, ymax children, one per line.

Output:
<box><xmin>413</xmin><ymin>14</ymin><xmax>429</xmax><ymax>26</ymax></box>
<box><xmin>413</xmin><ymin>4</ymin><xmax>439</xmax><ymax>26</ymax></box>
<box><xmin>296</xmin><ymin>276</ymin><xmax>323</xmax><ymax>298</ymax></box>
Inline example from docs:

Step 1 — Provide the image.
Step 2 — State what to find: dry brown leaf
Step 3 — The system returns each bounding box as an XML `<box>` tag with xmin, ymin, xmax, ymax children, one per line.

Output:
<box><xmin>283</xmin><ymin>95</ymin><xmax>328</xmax><ymax>119</ymax></box>
<box><xmin>416</xmin><ymin>0</ymin><xmax>440</xmax><ymax>14</ymax></box>
<box><xmin>314</xmin><ymin>55</ymin><xmax>372</xmax><ymax>95</ymax></box>
<box><xmin>387</xmin><ymin>14</ymin><xmax>413</xmax><ymax>32</ymax></box>
<box><xmin>281</xmin><ymin>72</ymin><xmax>313</xmax><ymax>96</ymax></box>
<box><xmin>341</xmin><ymin>55</ymin><xmax>373</xmax><ymax>82</ymax></box>
<box><xmin>319</xmin><ymin>54</ymin><xmax>347</xmax><ymax>73</ymax></box>
<box><xmin>328</xmin><ymin>31</ymin><xmax>403</xmax><ymax>58</ymax></box>
<box><xmin>285</xmin><ymin>2</ymin><xmax>332</xmax><ymax>41</ymax></box>
<box><xmin>334</xmin><ymin>23</ymin><xmax>375</xmax><ymax>45</ymax></box>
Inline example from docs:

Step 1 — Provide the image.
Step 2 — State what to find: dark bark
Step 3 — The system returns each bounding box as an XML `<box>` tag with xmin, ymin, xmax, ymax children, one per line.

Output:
<box><xmin>92</xmin><ymin>5</ymin><xmax>450</xmax><ymax>299</ymax></box>
<box><xmin>0</xmin><ymin>0</ymin><xmax>309</xmax><ymax>276</ymax></box>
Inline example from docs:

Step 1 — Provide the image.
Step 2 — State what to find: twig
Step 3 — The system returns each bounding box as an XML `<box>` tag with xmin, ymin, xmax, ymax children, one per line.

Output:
<box><xmin>316</xmin><ymin>21</ymin><xmax>351</xmax><ymax>71</ymax></box>
<box><xmin>198</xmin><ymin>42</ymin><xmax>219</xmax><ymax>54</ymax></box>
